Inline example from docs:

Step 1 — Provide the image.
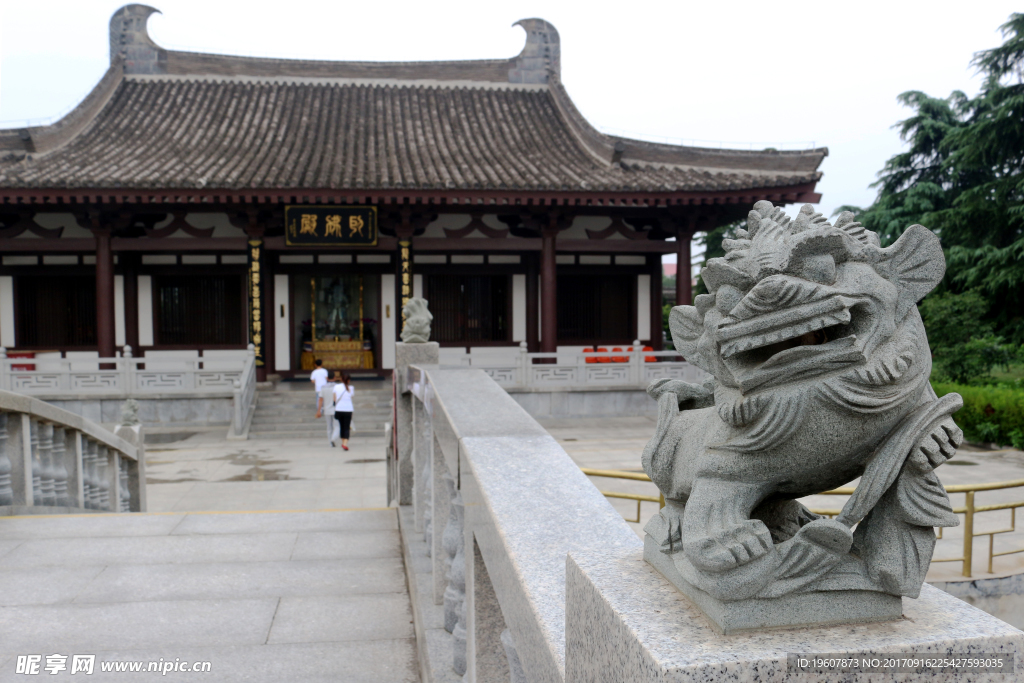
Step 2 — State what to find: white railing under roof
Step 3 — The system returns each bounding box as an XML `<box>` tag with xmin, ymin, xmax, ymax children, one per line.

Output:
<box><xmin>455</xmin><ymin>341</ymin><xmax>707</xmax><ymax>389</ymax></box>
<box><xmin>0</xmin><ymin>345</ymin><xmax>258</xmax><ymax>437</ymax></box>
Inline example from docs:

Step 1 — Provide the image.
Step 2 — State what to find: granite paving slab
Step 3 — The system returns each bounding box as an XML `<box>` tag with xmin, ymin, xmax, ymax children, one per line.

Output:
<box><xmin>0</xmin><ymin>509</ymin><xmax>417</xmax><ymax>682</ymax></box>
<box><xmin>267</xmin><ymin>594</ymin><xmax>415</xmax><ymax>644</ymax></box>
<box><xmin>74</xmin><ymin>558</ymin><xmax>407</xmax><ymax>603</ymax></box>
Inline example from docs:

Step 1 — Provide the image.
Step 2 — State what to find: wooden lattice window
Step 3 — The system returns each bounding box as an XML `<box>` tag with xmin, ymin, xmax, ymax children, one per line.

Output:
<box><xmin>154</xmin><ymin>275</ymin><xmax>245</xmax><ymax>345</ymax></box>
<box><xmin>15</xmin><ymin>275</ymin><xmax>97</xmax><ymax>347</ymax></box>
<box><xmin>425</xmin><ymin>274</ymin><xmax>509</xmax><ymax>344</ymax></box>
<box><xmin>557</xmin><ymin>274</ymin><xmax>634</xmax><ymax>343</ymax></box>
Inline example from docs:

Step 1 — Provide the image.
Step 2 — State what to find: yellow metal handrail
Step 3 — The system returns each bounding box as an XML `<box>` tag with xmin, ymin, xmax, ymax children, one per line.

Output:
<box><xmin>580</xmin><ymin>468</ymin><xmax>1024</xmax><ymax>578</ymax></box>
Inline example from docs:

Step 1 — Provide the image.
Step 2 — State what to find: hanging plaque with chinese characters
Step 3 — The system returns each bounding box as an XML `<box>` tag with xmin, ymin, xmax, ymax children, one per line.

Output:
<box><xmin>247</xmin><ymin>238</ymin><xmax>265</xmax><ymax>368</ymax></box>
<box><xmin>284</xmin><ymin>206</ymin><xmax>378</xmax><ymax>246</ymax></box>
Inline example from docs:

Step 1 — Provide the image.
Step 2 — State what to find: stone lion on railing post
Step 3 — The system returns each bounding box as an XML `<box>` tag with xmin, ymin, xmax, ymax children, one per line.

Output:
<box><xmin>401</xmin><ymin>297</ymin><xmax>432</xmax><ymax>343</ymax></box>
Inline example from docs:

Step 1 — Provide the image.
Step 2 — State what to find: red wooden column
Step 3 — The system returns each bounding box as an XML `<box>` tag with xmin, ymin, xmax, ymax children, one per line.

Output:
<box><xmin>676</xmin><ymin>215</ymin><xmax>696</xmax><ymax>308</ymax></box>
<box><xmin>525</xmin><ymin>253</ymin><xmax>539</xmax><ymax>352</ymax></box>
<box><xmin>540</xmin><ymin>220</ymin><xmax>558</xmax><ymax>354</ymax></box>
<box><xmin>94</xmin><ymin>227</ymin><xmax>116</xmax><ymax>362</ymax></box>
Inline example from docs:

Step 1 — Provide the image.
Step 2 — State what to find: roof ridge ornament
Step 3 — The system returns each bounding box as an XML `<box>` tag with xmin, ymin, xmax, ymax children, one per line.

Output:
<box><xmin>109</xmin><ymin>4</ymin><xmax>166</xmax><ymax>74</ymax></box>
<box><xmin>509</xmin><ymin>19</ymin><xmax>560</xmax><ymax>84</ymax></box>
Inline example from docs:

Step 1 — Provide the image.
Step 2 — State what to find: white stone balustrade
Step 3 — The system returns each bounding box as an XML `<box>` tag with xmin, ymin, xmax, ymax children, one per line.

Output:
<box><xmin>397</xmin><ymin>364</ymin><xmax>639</xmax><ymax>681</ymax></box>
<box><xmin>0</xmin><ymin>345</ymin><xmax>258</xmax><ymax>438</ymax></box>
<box><xmin>0</xmin><ymin>389</ymin><xmax>146</xmax><ymax>515</ymax></box>
<box><xmin>456</xmin><ymin>341</ymin><xmax>707</xmax><ymax>390</ymax></box>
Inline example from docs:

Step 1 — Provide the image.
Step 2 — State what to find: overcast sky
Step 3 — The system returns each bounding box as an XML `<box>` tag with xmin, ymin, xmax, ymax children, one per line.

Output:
<box><xmin>1</xmin><ymin>0</ymin><xmax>1019</xmax><ymax>266</ymax></box>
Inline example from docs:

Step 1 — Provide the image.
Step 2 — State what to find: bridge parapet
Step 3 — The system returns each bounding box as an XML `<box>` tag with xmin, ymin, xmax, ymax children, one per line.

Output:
<box><xmin>393</xmin><ymin>363</ymin><xmax>638</xmax><ymax>681</ymax></box>
<box><xmin>0</xmin><ymin>389</ymin><xmax>145</xmax><ymax>515</ymax></box>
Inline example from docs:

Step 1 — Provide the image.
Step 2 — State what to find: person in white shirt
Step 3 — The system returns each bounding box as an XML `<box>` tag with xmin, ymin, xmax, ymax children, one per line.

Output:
<box><xmin>332</xmin><ymin>372</ymin><xmax>355</xmax><ymax>451</ymax></box>
<box><xmin>310</xmin><ymin>359</ymin><xmax>328</xmax><ymax>410</ymax></box>
<box><xmin>317</xmin><ymin>378</ymin><xmax>338</xmax><ymax>446</ymax></box>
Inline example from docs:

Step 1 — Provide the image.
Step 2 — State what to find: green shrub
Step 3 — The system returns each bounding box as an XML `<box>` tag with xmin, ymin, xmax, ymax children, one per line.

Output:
<box><xmin>932</xmin><ymin>381</ymin><xmax>1024</xmax><ymax>446</ymax></box>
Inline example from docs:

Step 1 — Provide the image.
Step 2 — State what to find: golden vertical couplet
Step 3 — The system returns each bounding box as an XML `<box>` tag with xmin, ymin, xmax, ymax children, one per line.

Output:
<box><xmin>399</xmin><ymin>239</ymin><xmax>412</xmax><ymax>334</ymax></box>
<box><xmin>247</xmin><ymin>239</ymin><xmax>265</xmax><ymax>367</ymax></box>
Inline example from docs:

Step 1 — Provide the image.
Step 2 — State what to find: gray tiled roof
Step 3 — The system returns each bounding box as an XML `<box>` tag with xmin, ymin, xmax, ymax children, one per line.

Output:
<box><xmin>0</xmin><ymin>8</ymin><xmax>825</xmax><ymax>197</ymax></box>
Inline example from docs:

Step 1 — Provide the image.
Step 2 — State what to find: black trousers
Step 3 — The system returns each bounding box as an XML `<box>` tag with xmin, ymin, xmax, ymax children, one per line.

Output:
<box><xmin>334</xmin><ymin>411</ymin><xmax>353</xmax><ymax>439</ymax></box>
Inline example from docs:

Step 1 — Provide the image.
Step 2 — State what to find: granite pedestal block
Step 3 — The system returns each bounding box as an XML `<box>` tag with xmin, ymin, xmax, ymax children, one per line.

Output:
<box><xmin>644</xmin><ymin>535</ymin><xmax>902</xmax><ymax>634</ymax></box>
<box><xmin>566</xmin><ymin>547</ymin><xmax>1024</xmax><ymax>682</ymax></box>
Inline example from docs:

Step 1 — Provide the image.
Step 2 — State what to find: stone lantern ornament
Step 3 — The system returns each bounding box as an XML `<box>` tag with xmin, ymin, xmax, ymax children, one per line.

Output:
<box><xmin>642</xmin><ymin>201</ymin><xmax>963</xmax><ymax>633</ymax></box>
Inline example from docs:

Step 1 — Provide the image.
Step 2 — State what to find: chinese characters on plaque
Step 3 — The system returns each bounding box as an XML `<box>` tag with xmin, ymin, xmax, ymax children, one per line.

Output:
<box><xmin>285</xmin><ymin>206</ymin><xmax>378</xmax><ymax>246</ymax></box>
<box><xmin>247</xmin><ymin>239</ymin><xmax>265</xmax><ymax>367</ymax></box>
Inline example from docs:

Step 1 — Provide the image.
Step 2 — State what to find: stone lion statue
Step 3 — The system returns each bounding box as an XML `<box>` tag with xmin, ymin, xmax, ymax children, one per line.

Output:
<box><xmin>642</xmin><ymin>201</ymin><xmax>963</xmax><ymax>631</ymax></box>
<box><xmin>401</xmin><ymin>297</ymin><xmax>432</xmax><ymax>343</ymax></box>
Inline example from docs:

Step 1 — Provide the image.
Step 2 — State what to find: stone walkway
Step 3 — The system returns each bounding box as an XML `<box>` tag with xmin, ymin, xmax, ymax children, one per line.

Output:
<box><xmin>0</xmin><ymin>419</ymin><xmax>409</xmax><ymax>681</ymax></box>
<box><xmin>144</xmin><ymin>429</ymin><xmax>387</xmax><ymax>512</ymax></box>
<box><xmin>0</xmin><ymin>509</ymin><xmax>417</xmax><ymax>682</ymax></box>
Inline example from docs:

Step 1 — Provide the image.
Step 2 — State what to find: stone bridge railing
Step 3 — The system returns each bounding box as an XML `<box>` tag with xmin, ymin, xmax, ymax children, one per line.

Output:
<box><xmin>455</xmin><ymin>342</ymin><xmax>706</xmax><ymax>389</ymax></box>
<box><xmin>0</xmin><ymin>345</ymin><xmax>257</xmax><ymax>437</ymax></box>
<box><xmin>391</xmin><ymin>357</ymin><xmax>1024</xmax><ymax>682</ymax></box>
<box><xmin>0</xmin><ymin>390</ymin><xmax>146</xmax><ymax>515</ymax></box>
<box><xmin>392</xmin><ymin>360</ymin><xmax>639</xmax><ymax>682</ymax></box>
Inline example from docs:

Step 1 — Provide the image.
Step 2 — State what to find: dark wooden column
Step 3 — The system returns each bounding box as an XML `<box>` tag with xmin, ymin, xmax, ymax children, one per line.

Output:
<box><xmin>122</xmin><ymin>253</ymin><xmax>140</xmax><ymax>352</ymax></box>
<box><xmin>525</xmin><ymin>252</ymin><xmax>539</xmax><ymax>352</ymax></box>
<box><xmin>648</xmin><ymin>254</ymin><xmax>663</xmax><ymax>350</ymax></box>
<box><xmin>540</xmin><ymin>220</ymin><xmax>558</xmax><ymax>354</ymax></box>
<box><xmin>94</xmin><ymin>227</ymin><xmax>116</xmax><ymax>361</ymax></box>
<box><xmin>676</xmin><ymin>215</ymin><xmax>696</xmax><ymax>308</ymax></box>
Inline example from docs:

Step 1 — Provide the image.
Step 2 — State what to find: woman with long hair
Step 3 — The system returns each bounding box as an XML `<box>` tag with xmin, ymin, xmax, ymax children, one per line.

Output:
<box><xmin>331</xmin><ymin>371</ymin><xmax>355</xmax><ymax>450</ymax></box>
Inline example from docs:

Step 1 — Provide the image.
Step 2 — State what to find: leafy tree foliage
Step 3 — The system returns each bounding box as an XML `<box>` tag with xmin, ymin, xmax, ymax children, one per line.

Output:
<box><xmin>840</xmin><ymin>13</ymin><xmax>1024</xmax><ymax>346</ymax></box>
<box><xmin>919</xmin><ymin>291</ymin><xmax>1018</xmax><ymax>384</ymax></box>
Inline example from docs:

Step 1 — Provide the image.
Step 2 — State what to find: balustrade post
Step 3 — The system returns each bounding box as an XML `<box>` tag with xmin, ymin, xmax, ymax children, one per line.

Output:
<box><xmin>0</xmin><ymin>413</ymin><xmax>11</xmax><ymax>506</ymax></box>
<box><xmin>122</xmin><ymin>346</ymin><xmax>134</xmax><ymax>396</ymax></box>
<box><xmin>577</xmin><ymin>347</ymin><xmax>587</xmax><ymax>384</ymax></box>
<box><xmin>518</xmin><ymin>341</ymin><xmax>528</xmax><ymax>388</ymax></box>
<box><xmin>443</xmin><ymin>484</ymin><xmax>462</xmax><ymax>630</ymax></box>
<box><xmin>51</xmin><ymin>427</ymin><xmax>70</xmax><ymax>507</ymax></box>
<box><xmin>38</xmin><ymin>422</ymin><xmax>56</xmax><ymax>506</ymax></box>
<box><xmin>96</xmin><ymin>445</ymin><xmax>111</xmax><ymax>511</ymax></box>
<box><xmin>632</xmin><ymin>339</ymin><xmax>642</xmax><ymax>387</ymax></box>
<box><xmin>83</xmin><ymin>439</ymin><xmax>98</xmax><ymax>509</ymax></box>
<box><xmin>422</xmin><ymin>449</ymin><xmax>433</xmax><ymax>555</ymax></box>
<box><xmin>451</xmin><ymin>513</ymin><xmax>468</xmax><ymax>675</ymax></box>
<box><xmin>71</xmin><ymin>432</ymin><xmax>85</xmax><ymax>508</ymax></box>
<box><xmin>0</xmin><ymin>347</ymin><xmax>8</xmax><ymax>392</ymax></box>
<box><xmin>117</xmin><ymin>454</ymin><xmax>130</xmax><ymax>512</ymax></box>
<box><xmin>963</xmin><ymin>490</ymin><xmax>975</xmax><ymax>577</ymax></box>
<box><xmin>29</xmin><ymin>419</ymin><xmax>41</xmax><ymax>505</ymax></box>
<box><xmin>432</xmin><ymin>462</ymin><xmax>453</xmax><ymax>603</ymax></box>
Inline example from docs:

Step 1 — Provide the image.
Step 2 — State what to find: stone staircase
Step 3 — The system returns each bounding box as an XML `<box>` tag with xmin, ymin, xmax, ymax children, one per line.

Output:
<box><xmin>247</xmin><ymin>379</ymin><xmax>393</xmax><ymax>440</ymax></box>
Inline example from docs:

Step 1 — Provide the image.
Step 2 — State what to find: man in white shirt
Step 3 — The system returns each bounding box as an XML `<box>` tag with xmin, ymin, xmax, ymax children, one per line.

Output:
<box><xmin>318</xmin><ymin>380</ymin><xmax>337</xmax><ymax>446</ymax></box>
<box><xmin>310</xmin><ymin>359</ymin><xmax>328</xmax><ymax>410</ymax></box>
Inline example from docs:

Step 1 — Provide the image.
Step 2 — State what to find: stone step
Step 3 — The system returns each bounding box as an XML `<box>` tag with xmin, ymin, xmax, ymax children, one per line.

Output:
<box><xmin>251</xmin><ymin>413</ymin><xmax>391</xmax><ymax>425</ymax></box>
<box><xmin>254</xmin><ymin>402</ymin><xmax>392</xmax><ymax>412</ymax></box>
<box><xmin>246</xmin><ymin>430</ymin><xmax>384</xmax><ymax>440</ymax></box>
<box><xmin>248</xmin><ymin>421</ymin><xmax>389</xmax><ymax>433</ymax></box>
